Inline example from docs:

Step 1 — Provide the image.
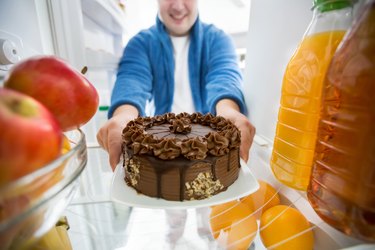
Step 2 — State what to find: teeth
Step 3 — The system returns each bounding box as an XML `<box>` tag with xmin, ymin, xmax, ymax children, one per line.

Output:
<box><xmin>171</xmin><ymin>15</ymin><xmax>185</xmax><ymax>20</ymax></box>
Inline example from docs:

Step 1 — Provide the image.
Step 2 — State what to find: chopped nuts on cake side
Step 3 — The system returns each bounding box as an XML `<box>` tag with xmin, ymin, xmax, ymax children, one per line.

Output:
<box><xmin>125</xmin><ymin>157</ymin><xmax>141</xmax><ymax>187</ymax></box>
<box><xmin>185</xmin><ymin>172</ymin><xmax>224</xmax><ymax>200</ymax></box>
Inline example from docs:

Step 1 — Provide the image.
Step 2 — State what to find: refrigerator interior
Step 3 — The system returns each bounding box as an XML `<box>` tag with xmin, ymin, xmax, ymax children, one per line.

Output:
<box><xmin>0</xmin><ymin>0</ymin><xmax>374</xmax><ymax>249</ymax></box>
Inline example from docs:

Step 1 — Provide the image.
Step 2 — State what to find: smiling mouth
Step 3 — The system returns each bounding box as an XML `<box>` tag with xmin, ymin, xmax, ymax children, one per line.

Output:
<box><xmin>170</xmin><ymin>14</ymin><xmax>186</xmax><ymax>23</ymax></box>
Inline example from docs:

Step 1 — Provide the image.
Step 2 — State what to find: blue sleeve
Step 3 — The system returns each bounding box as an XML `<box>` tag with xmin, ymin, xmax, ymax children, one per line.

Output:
<box><xmin>205</xmin><ymin>29</ymin><xmax>248</xmax><ymax>115</ymax></box>
<box><xmin>108</xmin><ymin>33</ymin><xmax>153</xmax><ymax>118</ymax></box>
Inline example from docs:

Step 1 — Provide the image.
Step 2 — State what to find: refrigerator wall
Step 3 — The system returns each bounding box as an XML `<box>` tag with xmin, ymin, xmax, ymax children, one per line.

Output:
<box><xmin>243</xmin><ymin>0</ymin><xmax>313</xmax><ymax>147</ymax></box>
<box><xmin>0</xmin><ymin>0</ymin><xmax>54</xmax><ymax>78</ymax></box>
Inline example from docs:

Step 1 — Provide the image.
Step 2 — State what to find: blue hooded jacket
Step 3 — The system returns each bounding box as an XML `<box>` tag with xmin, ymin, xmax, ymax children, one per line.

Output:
<box><xmin>109</xmin><ymin>16</ymin><xmax>247</xmax><ymax>117</ymax></box>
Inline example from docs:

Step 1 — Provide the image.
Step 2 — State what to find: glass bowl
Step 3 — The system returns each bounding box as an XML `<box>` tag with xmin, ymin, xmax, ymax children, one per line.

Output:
<box><xmin>0</xmin><ymin>129</ymin><xmax>87</xmax><ymax>249</ymax></box>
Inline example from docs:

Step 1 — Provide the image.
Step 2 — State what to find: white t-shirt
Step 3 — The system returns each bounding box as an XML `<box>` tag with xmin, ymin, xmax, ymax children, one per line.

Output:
<box><xmin>170</xmin><ymin>35</ymin><xmax>195</xmax><ymax>114</ymax></box>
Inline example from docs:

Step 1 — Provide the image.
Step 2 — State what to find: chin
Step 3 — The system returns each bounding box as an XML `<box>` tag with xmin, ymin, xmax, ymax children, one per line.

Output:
<box><xmin>169</xmin><ymin>24</ymin><xmax>191</xmax><ymax>36</ymax></box>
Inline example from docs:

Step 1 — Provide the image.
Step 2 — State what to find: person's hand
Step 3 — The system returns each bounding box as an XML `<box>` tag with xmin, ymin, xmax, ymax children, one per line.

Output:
<box><xmin>216</xmin><ymin>99</ymin><xmax>256</xmax><ymax>163</ymax></box>
<box><xmin>230</xmin><ymin>112</ymin><xmax>255</xmax><ymax>163</ymax></box>
<box><xmin>96</xmin><ymin>105</ymin><xmax>138</xmax><ymax>171</ymax></box>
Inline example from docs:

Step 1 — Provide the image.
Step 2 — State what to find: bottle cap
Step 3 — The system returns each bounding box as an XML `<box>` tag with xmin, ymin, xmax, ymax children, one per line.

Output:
<box><xmin>313</xmin><ymin>0</ymin><xmax>352</xmax><ymax>12</ymax></box>
<box><xmin>99</xmin><ymin>106</ymin><xmax>109</xmax><ymax>111</ymax></box>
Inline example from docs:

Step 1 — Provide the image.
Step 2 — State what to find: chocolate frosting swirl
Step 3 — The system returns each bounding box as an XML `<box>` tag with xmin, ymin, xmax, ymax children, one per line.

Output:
<box><xmin>220</xmin><ymin>126</ymin><xmax>241</xmax><ymax>149</ymax></box>
<box><xmin>181</xmin><ymin>138</ymin><xmax>208</xmax><ymax>160</ymax></box>
<box><xmin>123</xmin><ymin>125</ymin><xmax>143</xmax><ymax>145</ymax></box>
<box><xmin>165</xmin><ymin>112</ymin><xmax>176</xmax><ymax>122</ymax></box>
<box><xmin>190</xmin><ymin>112</ymin><xmax>204</xmax><ymax>123</ymax></box>
<box><xmin>153</xmin><ymin>139</ymin><xmax>181</xmax><ymax>160</ymax></box>
<box><xmin>205</xmin><ymin>132</ymin><xmax>230</xmax><ymax>156</ymax></box>
<box><xmin>201</xmin><ymin>113</ymin><xmax>214</xmax><ymax>125</ymax></box>
<box><xmin>176</xmin><ymin>112</ymin><xmax>190</xmax><ymax>119</ymax></box>
<box><xmin>169</xmin><ymin>118</ymin><xmax>192</xmax><ymax>134</ymax></box>
<box><xmin>131</xmin><ymin>135</ymin><xmax>159</xmax><ymax>154</ymax></box>
<box><xmin>122</xmin><ymin>112</ymin><xmax>241</xmax><ymax>160</ymax></box>
<box><xmin>153</xmin><ymin>115</ymin><xmax>166</xmax><ymax>126</ymax></box>
<box><xmin>210</xmin><ymin>116</ymin><xmax>228</xmax><ymax>130</ymax></box>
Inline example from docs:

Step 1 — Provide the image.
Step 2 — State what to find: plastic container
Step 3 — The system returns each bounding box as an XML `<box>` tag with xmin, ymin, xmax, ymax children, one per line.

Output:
<box><xmin>307</xmin><ymin>0</ymin><xmax>375</xmax><ymax>242</ymax></box>
<box><xmin>270</xmin><ymin>0</ymin><xmax>353</xmax><ymax>190</ymax></box>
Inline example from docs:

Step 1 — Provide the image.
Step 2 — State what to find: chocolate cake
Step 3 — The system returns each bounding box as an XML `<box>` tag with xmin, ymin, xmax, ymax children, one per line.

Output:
<box><xmin>122</xmin><ymin>112</ymin><xmax>241</xmax><ymax>201</ymax></box>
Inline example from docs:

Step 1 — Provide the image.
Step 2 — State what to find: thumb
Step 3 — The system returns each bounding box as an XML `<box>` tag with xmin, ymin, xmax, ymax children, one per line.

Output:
<box><xmin>108</xmin><ymin>135</ymin><xmax>122</xmax><ymax>171</ymax></box>
<box><xmin>240</xmin><ymin>145</ymin><xmax>249</xmax><ymax>163</ymax></box>
<box><xmin>109</xmin><ymin>148</ymin><xmax>121</xmax><ymax>171</ymax></box>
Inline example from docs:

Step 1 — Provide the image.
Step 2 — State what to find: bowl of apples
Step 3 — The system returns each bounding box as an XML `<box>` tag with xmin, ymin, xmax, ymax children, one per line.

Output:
<box><xmin>0</xmin><ymin>129</ymin><xmax>87</xmax><ymax>249</ymax></box>
<box><xmin>0</xmin><ymin>56</ymin><xmax>99</xmax><ymax>249</ymax></box>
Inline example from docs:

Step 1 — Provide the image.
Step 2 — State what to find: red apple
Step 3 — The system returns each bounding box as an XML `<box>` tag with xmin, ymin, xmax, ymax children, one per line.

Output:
<box><xmin>0</xmin><ymin>88</ymin><xmax>63</xmax><ymax>186</ymax></box>
<box><xmin>4</xmin><ymin>56</ymin><xmax>99</xmax><ymax>131</ymax></box>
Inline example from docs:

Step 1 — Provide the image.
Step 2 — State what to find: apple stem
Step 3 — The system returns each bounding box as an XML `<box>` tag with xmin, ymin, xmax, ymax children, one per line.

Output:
<box><xmin>81</xmin><ymin>66</ymin><xmax>88</xmax><ymax>75</ymax></box>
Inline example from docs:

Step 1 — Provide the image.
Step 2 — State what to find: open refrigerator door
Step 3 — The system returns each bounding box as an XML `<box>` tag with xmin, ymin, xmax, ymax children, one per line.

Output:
<box><xmin>1</xmin><ymin>0</ymin><xmax>374</xmax><ymax>249</ymax></box>
<box><xmin>0</xmin><ymin>0</ymin><xmax>127</xmax><ymax>249</ymax></box>
<box><xmin>241</xmin><ymin>0</ymin><xmax>374</xmax><ymax>249</ymax></box>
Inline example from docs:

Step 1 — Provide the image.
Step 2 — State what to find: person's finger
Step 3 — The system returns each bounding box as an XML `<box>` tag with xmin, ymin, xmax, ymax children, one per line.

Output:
<box><xmin>240</xmin><ymin>145</ymin><xmax>249</xmax><ymax>163</ymax></box>
<box><xmin>109</xmin><ymin>147</ymin><xmax>121</xmax><ymax>171</ymax></box>
<box><xmin>240</xmin><ymin>130</ymin><xmax>251</xmax><ymax>162</ymax></box>
<box><xmin>96</xmin><ymin>127</ymin><xmax>108</xmax><ymax>152</ymax></box>
<box><xmin>239</xmin><ymin>122</ymin><xmax>255</xmax><ymax>163</ymax></box>
<box><xmin>96</xmin><ymin>127</ymin><xmax>107</xmax><ymax>150</ymax></box>
<box><xmin>108</xmin><ymin>132</ymin><xmax>122</xmax><ymax>171</ymax></box>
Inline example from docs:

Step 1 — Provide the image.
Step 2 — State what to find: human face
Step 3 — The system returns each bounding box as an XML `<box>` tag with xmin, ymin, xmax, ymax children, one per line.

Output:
<box><xmin>158</xmin><ymin>0</ymin><xmax>198</xmax><ymax>37</ymax></box>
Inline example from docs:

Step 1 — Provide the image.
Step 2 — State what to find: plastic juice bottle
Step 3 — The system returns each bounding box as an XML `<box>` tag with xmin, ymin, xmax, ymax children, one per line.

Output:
<box><xmin>270</xmin><ymin>0</ymin><xmax>353</xmax><ymax>190</ymax></box>
<box><xmin>307</xmin><ymin>0</ymin><xmax>375</xmax><ymax>241</ymax></box>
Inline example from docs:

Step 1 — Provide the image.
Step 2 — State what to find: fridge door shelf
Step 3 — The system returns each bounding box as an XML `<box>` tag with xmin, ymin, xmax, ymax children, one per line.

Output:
<box><xmin>249</xmin><ymin>139</ymin><xmax>366</xmax><ymax>249</ymax></box>
<box><xmin>81</xmin><ymin>0</ymin><xmax>127</xmax><ymax>35</ymax></box>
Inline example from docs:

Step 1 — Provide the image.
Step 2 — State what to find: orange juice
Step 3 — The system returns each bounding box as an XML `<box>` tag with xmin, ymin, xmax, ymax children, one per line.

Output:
<box><xmin>308</xmin><ymin>0</ymin><xmax>375</xmax><ymax>241</ymax></box>
<box><xmin>271</xmin><ymin>30</ymin><xmax>346</xmax><ymax>190</ymax></box>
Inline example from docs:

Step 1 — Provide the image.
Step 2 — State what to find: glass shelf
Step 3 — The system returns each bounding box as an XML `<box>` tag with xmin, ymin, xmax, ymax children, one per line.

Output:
<box><xmin>63</xmin><ymin>144</ymin><xmax>373</xmax><ymax>249</ymax></box>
